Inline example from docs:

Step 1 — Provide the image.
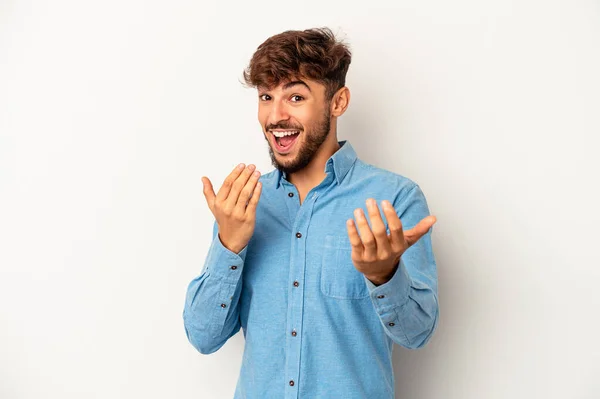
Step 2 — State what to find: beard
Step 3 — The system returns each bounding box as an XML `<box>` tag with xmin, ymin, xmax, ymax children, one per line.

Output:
<box><xmin>264</xmin><ymin>107</ymin><xmax>331</xmax><ymax>176</ymax></box>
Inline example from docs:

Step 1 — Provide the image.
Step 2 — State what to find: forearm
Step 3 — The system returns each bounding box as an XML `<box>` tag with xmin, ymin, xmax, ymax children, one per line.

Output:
<box><xmin>183</xmin><ymin>221</ymin><xmax>246</xmax><ymax>354</ymax></box>
<box><xmin>364</xmin><ymin>258</ymin><xmax>439</xmax><ymax>349</ymax></box>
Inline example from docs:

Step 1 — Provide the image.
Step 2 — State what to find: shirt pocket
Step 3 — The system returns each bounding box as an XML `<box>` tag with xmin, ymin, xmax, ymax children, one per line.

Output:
<box><xmin>320</xmin><ymin>235</ymin><xmax>370</xmax><ymax>299</ymax></box>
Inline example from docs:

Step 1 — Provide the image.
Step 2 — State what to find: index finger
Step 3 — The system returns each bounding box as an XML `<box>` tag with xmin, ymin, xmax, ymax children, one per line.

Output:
<box><xmin>216</xmin><ymin>163</ymin><xmax>246</xmax><ymax>203</ymax></box>
<box><xmin>382</xmin><ymin>200</ymin><xmax>405</xmax><ymax>253</ymax></box>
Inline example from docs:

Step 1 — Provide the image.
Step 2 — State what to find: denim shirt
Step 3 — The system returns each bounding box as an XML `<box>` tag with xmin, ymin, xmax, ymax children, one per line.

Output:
<box><xmin>183</xmin><ymin>140</ymin><xmax>439</xmax><ymax>399</ymax></box>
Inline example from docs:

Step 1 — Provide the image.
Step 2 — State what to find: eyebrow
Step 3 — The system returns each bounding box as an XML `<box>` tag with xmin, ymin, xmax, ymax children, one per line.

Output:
<box><xmin>282</xmin><ymin>80</ymin><xmax>312</xmax><ymax>93</ymax></box>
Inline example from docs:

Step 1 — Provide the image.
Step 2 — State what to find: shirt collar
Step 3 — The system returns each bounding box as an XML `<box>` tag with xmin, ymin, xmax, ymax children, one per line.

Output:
<box><xmin>275</xmin><ymin>140</ymin><xmax>357</xmax><ymax>189</ymax></box>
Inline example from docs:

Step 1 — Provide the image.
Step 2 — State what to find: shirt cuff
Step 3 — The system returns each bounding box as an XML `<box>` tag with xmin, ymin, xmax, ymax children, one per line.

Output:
<box><xmin>364</xmin><ymin>258</ymin><xmax>411</xmax><ymax>312</ymax></box>
<box><xmin>204</xmin><ymin>233</ymin><xmax>248</xmax><ymax>284</ymax></box>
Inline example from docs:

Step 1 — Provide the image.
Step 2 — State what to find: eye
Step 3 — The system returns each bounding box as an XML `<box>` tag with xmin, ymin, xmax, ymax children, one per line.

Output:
<box><xmin>259</xmin><ymin>94</ymin><xmax>271</xmax><ymax>101</ymax></box>
<box><xmin>290</xmin><ymin>95</ymin><xmax>304</xmax><ymax>102</ymax></box>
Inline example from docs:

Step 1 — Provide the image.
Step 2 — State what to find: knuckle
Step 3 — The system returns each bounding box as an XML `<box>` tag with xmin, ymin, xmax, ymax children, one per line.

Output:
<box><xmin>242</xmin><ymin>185</ymin><xmax>253</xmax><ymax>197</ymax></box>
<box><xmin>390</xmin><ymin>243</ymin><xmax>402</xmax><ymax>253</ymax></box>
<box><xmin>237</xmin><ymin>192</ymin><xmax>248</xmax><ymax>203</ymax></box>
<box><xmin>233</xmin><ymin>211</ymin><xmax>245</xmax><ymax>221</ymax></box>
<box><xmin>372</xmin><ymin>227</ymin><xmax>386</xmax><ymax>236</ymax></box>
<box><xmin>363</xmin><ymin>238</ymin><xmax>375</xmax><ymax>247</ymax></box>
<box><xmin>364</xmin><ymin>254</ymin><xmax>376</xmax><ymax>263</ymax></box>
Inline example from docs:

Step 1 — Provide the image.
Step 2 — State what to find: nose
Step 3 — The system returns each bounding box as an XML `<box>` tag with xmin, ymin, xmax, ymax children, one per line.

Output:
<box><xmin>267</xmin><ymin>99</ymin><xmax>290</xmax><ymax>126</ymax></box>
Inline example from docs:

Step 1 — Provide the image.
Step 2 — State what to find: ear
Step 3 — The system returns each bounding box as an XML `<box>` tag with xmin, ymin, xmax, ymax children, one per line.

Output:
<box><xmin>330</xmin><ymin>86</ymin><xmax>350</xmax><ymax>117</ymax></box>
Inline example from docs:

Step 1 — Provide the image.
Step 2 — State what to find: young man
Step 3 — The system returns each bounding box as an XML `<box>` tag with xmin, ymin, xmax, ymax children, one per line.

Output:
<box><xmin>183</xmin><ymin>27</ymin><xmax>439</xmax><ymax>399</ymax></box>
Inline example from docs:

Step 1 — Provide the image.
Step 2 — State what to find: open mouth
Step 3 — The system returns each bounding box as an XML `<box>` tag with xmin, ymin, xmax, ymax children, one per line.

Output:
<box><xmin>270</xmin><ymin>130</ymin><xmax>301</xmax><ymax>154</ymax></box>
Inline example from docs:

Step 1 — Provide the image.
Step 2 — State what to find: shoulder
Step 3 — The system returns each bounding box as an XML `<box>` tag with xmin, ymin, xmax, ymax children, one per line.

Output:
<box><xmin>351</xmin><ymin>160</ymin><xmax>430</xmax><ymax>220</ymax></box>
<box><xmin>352</xmin><ymin>158</ymin><xmax>419</xmax><ymax>194</ymax></box>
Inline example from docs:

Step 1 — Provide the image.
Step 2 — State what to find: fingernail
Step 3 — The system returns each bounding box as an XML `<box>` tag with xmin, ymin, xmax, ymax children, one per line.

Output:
<box><xmin>238</xmin><ymin>163</ymin><xmax>245</xmax><ymax>169</ymax></box>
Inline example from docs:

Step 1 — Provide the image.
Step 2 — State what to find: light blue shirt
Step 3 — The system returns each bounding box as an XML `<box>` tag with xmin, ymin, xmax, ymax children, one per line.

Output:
<box><xmin>183</xmin><ymin>140</ymin><xmax>439</xmax><ymax>399</ymax></box>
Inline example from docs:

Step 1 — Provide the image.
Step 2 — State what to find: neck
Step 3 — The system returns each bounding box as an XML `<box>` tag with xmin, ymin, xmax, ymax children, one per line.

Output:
<box><xmin>288</xmin><ymin>131</ymin><xmax>340</xmax><ymax>193</ymax></box>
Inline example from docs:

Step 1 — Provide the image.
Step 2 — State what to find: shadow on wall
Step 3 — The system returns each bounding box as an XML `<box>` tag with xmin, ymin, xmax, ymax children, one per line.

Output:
<box><xmin>392</xmin><ymin>223</ymin><xmax>483</xmax><ymax>398</ymax></box>
<box><xmin>341</xmin><ymin>82</ymin><xmax>477</xmax><ymax>398</ymax></box>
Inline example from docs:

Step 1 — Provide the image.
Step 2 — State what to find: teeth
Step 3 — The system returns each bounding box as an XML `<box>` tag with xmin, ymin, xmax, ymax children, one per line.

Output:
<box><xmin>271</xmin><ymin>130</ymin><xmax>300</xmax><ymax>138</ymax></box>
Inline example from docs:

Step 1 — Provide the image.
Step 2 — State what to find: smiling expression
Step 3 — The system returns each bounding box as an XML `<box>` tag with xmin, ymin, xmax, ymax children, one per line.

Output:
<box><xmin>258</xmin><ymin>78</ymin><xmax>332</xmax><ymax>175</ymax></box>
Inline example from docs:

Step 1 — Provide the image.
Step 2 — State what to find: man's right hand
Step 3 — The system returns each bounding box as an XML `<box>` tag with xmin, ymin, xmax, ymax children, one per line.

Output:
<box><xmin>202</xmin><ymin>163</ymin><xmax>262</xmax><ymax>254</ymax></box>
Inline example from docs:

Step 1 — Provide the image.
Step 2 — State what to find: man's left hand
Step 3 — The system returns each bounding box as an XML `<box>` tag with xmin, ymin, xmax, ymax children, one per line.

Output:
<box><xmin>346</xmin><ymin>198</ymin><xmax>437</xmax><ymax>286</ymax></box>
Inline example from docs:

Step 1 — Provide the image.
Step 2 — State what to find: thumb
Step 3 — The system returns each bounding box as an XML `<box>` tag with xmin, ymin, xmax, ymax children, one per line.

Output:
<box><xmin>406</xmin><ymin>216</ymin><xmax>437</xmax><ymax>247</ymax></box>
<box><xmin>202</xmin><ymin>176</ymin><xmax>216</xmax><ymax>214</ymax></box>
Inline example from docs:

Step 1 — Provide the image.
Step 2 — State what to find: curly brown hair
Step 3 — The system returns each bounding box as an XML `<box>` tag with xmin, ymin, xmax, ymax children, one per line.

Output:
<box><xmin>242</xmin><ymin>27</ymin><xmax>352</xmax><ymax>101</ymax></box>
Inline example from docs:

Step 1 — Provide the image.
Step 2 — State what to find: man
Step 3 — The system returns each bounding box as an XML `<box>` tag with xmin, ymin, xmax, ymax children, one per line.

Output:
<box><xmin>183</xmin><ymin>27</ymin><xmax>439</xmax><ymax>399</ymax></box>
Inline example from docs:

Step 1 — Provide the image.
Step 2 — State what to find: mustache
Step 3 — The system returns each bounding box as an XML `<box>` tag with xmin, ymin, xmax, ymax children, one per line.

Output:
<box><xmin>266</xmin><ymin>122</ymin><xmax>303</xmax><ymax>131</ymax></box>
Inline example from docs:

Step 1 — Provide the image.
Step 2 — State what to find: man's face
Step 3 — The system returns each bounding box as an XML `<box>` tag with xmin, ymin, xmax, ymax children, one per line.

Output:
<box><xmin>258</xmin><ymin>78</ymin><xmax>331</xmax><ymax>175</ymax></box>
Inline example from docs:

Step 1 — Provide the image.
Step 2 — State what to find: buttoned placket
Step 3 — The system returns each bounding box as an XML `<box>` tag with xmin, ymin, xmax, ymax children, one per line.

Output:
<box><xmin>281</xmin><ymin>180</ymin><xmax>321</xmax><ymax>398</ymax></box>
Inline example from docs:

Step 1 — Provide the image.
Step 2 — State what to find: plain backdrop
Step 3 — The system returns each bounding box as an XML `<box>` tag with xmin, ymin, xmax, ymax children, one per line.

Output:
<box><xmin>1</xmin><ymin>0</ymin><xmax>599</xmax><ymax>398</ymax></box>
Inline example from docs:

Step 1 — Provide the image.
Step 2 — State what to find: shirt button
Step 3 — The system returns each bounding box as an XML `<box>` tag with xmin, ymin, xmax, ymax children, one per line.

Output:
<box><xmin>296</xmin><ymin>232</ymin><xmax>302</xmax><ymax>238</ymax></box>
<box><xmin>293</xmin><ymin>281</ymin><xmax>299</xmax><ymax>287</ymax></box>
<box><xmin>289</xmin><ymin>380</ymin><xmax>295</xmax><ymax>386</ymax></box>
<box><xmin>388</xmin><ymin>322</ymin><xmax>395</xmax><ymax>326</ymax></box>
<box><xmin>377</xmin><ymin>294</ymin><xmax>385</xmax><ymax>299</ymax></box>
<box><xmin>221</xmin><ymin>303</ymin><xmax>227</xmax><ymax>308</ymax></box>
<box><xmin>230</xmin><ymin>265</ymin><xmax>237</xmax><ymax>270</ymax></box>
<box><xmin>291</xmin><ymin>329</ymin><xmax>297</xmax><ymax>336</ymax></box>
<box><xmin>288</xmin><ymin>192</ymin><xmax>294</xmax><ymax>197</ymax></box>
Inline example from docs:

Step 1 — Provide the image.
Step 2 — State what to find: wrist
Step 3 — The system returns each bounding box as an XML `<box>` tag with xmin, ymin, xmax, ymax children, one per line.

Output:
<box><xmin>218</xmin><ymin>233</ymin><xmax>244</xmax><ymax>254</ymax></box>
<box><xmin>364</xmin><ymin>264</ymin><xmax>398</xmax><ymax>286</ymax></box>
